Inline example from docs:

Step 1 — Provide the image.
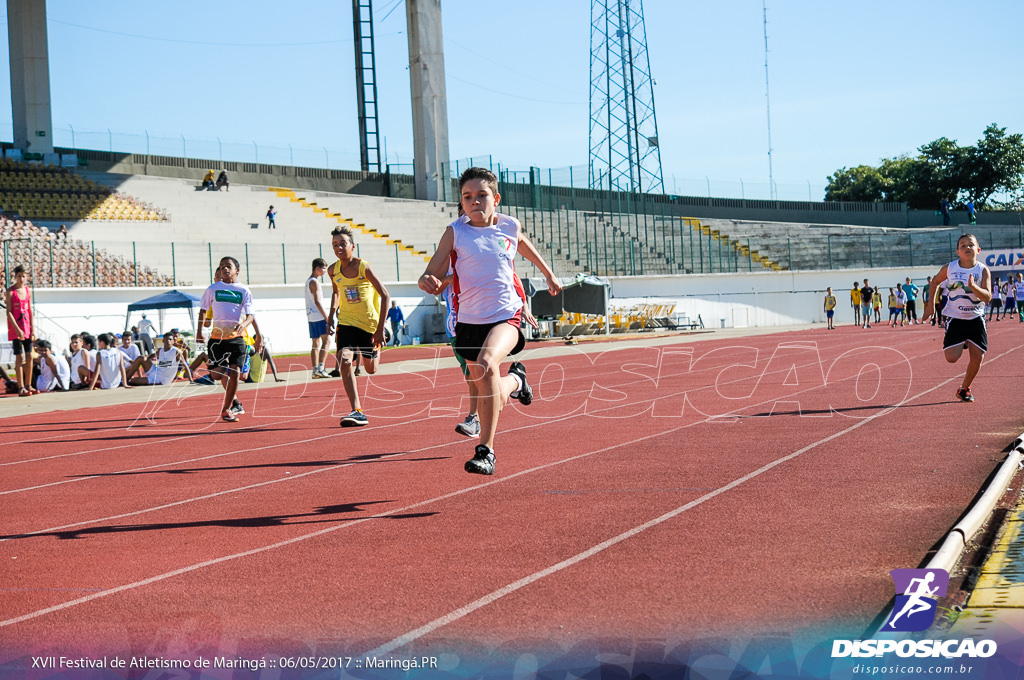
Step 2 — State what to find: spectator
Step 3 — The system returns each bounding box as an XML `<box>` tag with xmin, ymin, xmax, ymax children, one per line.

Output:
<box><xmin>266</xmin><ymin>205</ymin><xmax>277</xmax><ymax>229</ymax></box>
<box><xmin>67</xmin><ymin>333</ymin><xmax>93</xmax><ymax>390</ymax></box>
<box><xmin>128</xmin><ymin>332</ymin><xmax>193</xmax><ymax>386</ymax></box>
<box><xmin>136</xmin><ymin>313</ymin><xmax>156</xmax><ymax>353</ymax></box>
<box><xmin>216</xmin><ymin>170</ymin><xmax>229</xmax><ymax>191</ymax></box>
<box><xmin>966</xmin><ymin>200</ymin><xmax>977</xmax><ymax>225</ymax></box>
<box><xmin>119</xmin><ymin>332</ymin><xmax>143</xmax><ymax>380</ymax></box>
<box><xmin>306</xmin><ymin>258</ymin><xmax>332</xmax><ymax>379</ymax></box>
<box><xmin>1</xmin><ymin>365</ymin><xmax>19</xmax><ymax>394</ymax></box>
<box><xmin>902</xmin><ymin>277</ymin><xmax>920</xmax><ymax>324</ymax></box>
<box><xmin>89</xmin><ymin>333</ymin><xmax>130</xmax><ymax>390</ymax></box>
<box><xmin>34</xmin><ymin>339</ymin><xmax>71</xmax><ymax>393</ymax></box>
<box><xmin>6</xmin><ymin>264</ymin><xmax>34</xmax><ymax>396</ymax></box>
<box><xmin>940</xmin><ymin>198</ymin><xmax>951</xmax><ymax>226</ymax></box>
<box><xmin>202</xmin><ymin>169</ymin><xmax>215</xmax><ymax>190</ymax></box>
<box><xmin>386</xmin><ymin>300</ymin><xmax>405</xmax><ymax>346</ymax></box>
<box><xmin>57</xmin><ymin>224</ymin><xmax>68</xmax><ymax>238</ymax></box>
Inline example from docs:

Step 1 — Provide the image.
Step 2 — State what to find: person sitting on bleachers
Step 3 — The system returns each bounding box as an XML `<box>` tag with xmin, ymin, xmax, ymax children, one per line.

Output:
<box><xmin>216</xmin><ymin>170</ymin><xmax>229</xmax><ymax>191</ymax></box>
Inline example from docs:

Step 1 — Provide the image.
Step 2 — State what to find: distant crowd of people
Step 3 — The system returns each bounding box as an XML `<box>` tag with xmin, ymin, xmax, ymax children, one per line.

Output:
<box><xmin>3</xmin><ymin>265</ymin><xmax>281</xmax><ymax>398</ymax></box>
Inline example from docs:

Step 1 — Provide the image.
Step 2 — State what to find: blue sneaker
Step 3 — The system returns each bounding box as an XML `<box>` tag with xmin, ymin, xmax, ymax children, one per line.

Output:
<box><xmin>340</xmin><ymin>410</ymin><xmax>369</xmax><ymax>427</ymax></box>
<box><xmin>194</xmin><ymin>374</ymin><xmax>215</xmax><ymax>386</ymax></box>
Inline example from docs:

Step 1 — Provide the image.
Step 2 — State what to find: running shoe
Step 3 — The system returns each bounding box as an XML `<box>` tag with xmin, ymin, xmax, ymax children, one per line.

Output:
<box><xmin>194</xmin><ymin>374</ymin><xmax>215</xmax><ymax>386</ymax></box>
<box><xmin>329</xmin><ymin>368</ymin><xmax>341</xmax><ymax>378</ymax></box>
<box><xmin>507</xmin><ymin>361</ymin><xmax>533</xmax><ymax>405</ymax></box>
<box><xmin>465</xmin><ymin>444</ymin><xmax>495</xmax><ymax>475</ymax></box>
<box><xmin>221</xmin><ymin>409</ymin><xmax>239</xmax><ymax>422</ymax></box>
<box><xmin>354</xmin><ymin>366</ymin><xmax>362</xmax><ymax>376</ymax></box>
<box><xmin>455</xmin><ymin>414</ymin><xmax>480</xmax><ymax>437</ymax></box>
<box><xmin>340</xmin><ymin>410</ymin><xmax>369</xmax><ymax>427</ymax></box>
<box><xmin>312</xmin><ymin>369</ymin><xmax>326</xmax><ymax>379</ymax></box>
<box><xmin>231</xmin><ymin>399</ymin><xmax>245</xmax><ymax>415</ymax></box>
<box><xmin>956</xmin><ymin>387</ymin><xmax>975</xmax><ymax>403</ymax></box>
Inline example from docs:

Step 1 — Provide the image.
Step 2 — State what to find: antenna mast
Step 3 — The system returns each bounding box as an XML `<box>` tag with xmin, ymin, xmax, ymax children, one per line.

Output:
<box><xmin>763</xmin><ymin>0</ymin><xmax>774</xmax><ymax>200</ymax></box>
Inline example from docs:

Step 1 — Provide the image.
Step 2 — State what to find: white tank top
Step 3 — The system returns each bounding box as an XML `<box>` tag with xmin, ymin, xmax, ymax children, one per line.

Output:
<box><xmin>147</xmin><ymin>347</ymin><xmax>180</xmax><ymax>385</ymax></box>
<box><xmin>304</xmin><ymin>276</ymin><xmax>325</xmax><ymax>322</ymax></box>
<box><xmin>69</xmin><ymin>349</ymin><xmax>88</xmax><ymax>385</ymax></box>
<box><xmin>943</xmin><ymin>259</ymin><xmax>986</xmax><ymax>320</ymax></box>
<box><xmin>449</xmin><ymin>213</ymin><xmax>525</xmax><ymax>325</ymax></box>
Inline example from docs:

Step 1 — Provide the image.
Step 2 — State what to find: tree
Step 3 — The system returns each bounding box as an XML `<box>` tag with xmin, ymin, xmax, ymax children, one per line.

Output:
<box><xmin>824</xmin><ymin>124</ymin><xmax>1024</xmax><ymax>210</ymax></box>
<box><xmin>824</xmin><ymin>165</ymin><xmax>887</xmax><ymax>202</ymax></box>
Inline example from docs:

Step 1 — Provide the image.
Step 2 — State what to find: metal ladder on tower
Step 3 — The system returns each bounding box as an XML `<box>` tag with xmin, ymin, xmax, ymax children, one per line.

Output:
<box><xmin>352</xmin><ymin>0</ymin><xmax>382</xmax><ymax>173</ymax></box>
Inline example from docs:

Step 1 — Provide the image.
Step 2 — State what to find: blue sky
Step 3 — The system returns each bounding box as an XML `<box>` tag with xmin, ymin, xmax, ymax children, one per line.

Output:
<box><xmin>1</xmin><ymin>0</ymin><xmax>1022</xmax><ymax>200</ymax></box>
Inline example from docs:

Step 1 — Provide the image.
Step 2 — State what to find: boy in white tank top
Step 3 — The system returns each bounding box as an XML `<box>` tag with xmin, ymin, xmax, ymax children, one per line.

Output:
<box><xmin>418</xmin><ymin>167</ymin><xmax>561</xmax><ymax>476</ymax></box>
<box><xmin>922</xmin><ymin>233</ymin><xmax>992</xmax><ymax>402</ymax></box>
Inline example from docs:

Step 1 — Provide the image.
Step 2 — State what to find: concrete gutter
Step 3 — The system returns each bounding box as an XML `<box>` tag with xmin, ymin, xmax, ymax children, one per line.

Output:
<box><xmin>926</xmin><ymin>433</ymin><xmax>1024</xmax><ymax>574</ymax></box>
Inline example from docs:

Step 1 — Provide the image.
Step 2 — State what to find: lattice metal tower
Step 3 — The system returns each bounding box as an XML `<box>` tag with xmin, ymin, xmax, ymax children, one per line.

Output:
<box><xmin>589</xmin><ymin>0</ymin><xmax>663</xmax><ymax>194</ymax></box>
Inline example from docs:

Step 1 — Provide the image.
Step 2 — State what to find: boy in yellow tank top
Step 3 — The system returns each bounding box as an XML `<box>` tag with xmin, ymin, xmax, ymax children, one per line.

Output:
<box><xmin>328</xmin><ymin>225</ymin><xmax>391</xmax><ymax>427</ymax></box>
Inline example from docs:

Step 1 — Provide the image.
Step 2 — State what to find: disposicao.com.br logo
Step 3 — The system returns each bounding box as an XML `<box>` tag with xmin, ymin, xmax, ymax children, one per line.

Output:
<box><xmin>831</xmin><ymin>568</ymin><xmax>997</xmax><ymax>659</ymax></box>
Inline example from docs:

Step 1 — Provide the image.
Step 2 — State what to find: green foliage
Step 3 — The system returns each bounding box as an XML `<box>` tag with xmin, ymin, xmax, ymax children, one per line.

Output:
<box><xmin>825</xmin><ymin>124</ymin><xmax>1024</xmax><ymax>210</ymax></box>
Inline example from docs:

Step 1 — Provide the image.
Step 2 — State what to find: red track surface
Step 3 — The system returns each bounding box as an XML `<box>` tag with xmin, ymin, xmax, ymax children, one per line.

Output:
<box><xmin>2</xmin><ymin>323</ymin><xmax>1024</xmax><ymax>665</ymax></box>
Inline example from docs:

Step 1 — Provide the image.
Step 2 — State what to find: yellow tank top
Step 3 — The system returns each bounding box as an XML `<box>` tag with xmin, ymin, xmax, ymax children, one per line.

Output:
<box><xmin>332</xmin><ymin>259</ymin><xmax>380</xmax><ymax>333</ymax></box>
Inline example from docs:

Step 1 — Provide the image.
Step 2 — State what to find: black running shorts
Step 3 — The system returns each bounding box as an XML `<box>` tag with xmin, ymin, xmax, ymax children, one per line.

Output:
<box><xmin>207</xmin><ymin>337</ymin><xmax>248</xmax><ymax>370</ymax></box>
<box><xmin>454</xmin><ymin>315</ymin><xmax>525</xmax><ymax>363</ymax></box>
<box><xmin>943</xmin><ymin>316</ymin><xmax>988</xmax><ymax>353</ymax></box>
<box><xmin>336</xmin><ymin>324</ymin><xmax>378</xmax><ymax>359</ymax></box>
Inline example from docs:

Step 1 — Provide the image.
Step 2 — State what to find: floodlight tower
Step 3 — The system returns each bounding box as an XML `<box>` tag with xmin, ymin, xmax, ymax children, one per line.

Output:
<box><xmin>589</xmin><ymin>0</ymin><xmax>663</xmax><ymax>194</ymax></box>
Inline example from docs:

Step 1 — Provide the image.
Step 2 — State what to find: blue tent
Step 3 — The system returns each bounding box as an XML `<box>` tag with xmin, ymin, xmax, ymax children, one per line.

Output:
<box><xmin>124</xmin><ymin>289</ymin><xmax>201</xmax><ymax>332</ymax></box>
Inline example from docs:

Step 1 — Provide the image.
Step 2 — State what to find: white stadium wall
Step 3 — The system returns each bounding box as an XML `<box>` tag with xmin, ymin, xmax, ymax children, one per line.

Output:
<box><xmin>7</xmin><ymin>266</ymin><xmax>939</xmax><ymax>360</ymax></box>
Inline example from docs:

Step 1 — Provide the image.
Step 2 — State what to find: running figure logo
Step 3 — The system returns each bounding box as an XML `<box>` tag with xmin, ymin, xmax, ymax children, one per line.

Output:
<box><xmin>885</xmin><ymin>568</ymin><xmax>949</xmax><ymax>632</ymax></box>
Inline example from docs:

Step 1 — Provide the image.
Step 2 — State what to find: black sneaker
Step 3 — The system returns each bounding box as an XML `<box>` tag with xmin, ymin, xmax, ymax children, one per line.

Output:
<box><xmin>231</xmin><ymin>399</ymin><xmax>245</xmax><ymax>415</ymax></box>
<box><xmin>508</xmin><ymin>361</ymin><xmax>533</xmax><ymax>406</ymax></box>
<box><xmin>956</xmin><ymin>387</ymin><xmax>975</xmax><ymax>403</ymax></box>
<box><xmin>465</xmin><ymin>444</ymin><xmax>495</xmax><ymax>475</ymax></box>
<box><xmin>329</xmin><ymin>368</ymin><xmax>341</xmax><ymax>378</ymax></box>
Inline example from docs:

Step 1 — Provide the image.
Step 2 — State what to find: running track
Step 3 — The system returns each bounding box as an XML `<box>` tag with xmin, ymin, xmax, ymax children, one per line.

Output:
<box><xmin>2</xmin><ymin>322</ymin><xmax>1023</xmax><ymax>670</ymax></box>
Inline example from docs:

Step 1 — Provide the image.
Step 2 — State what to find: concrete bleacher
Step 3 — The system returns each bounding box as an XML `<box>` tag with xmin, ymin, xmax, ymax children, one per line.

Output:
<box><xmin>700</xmin><ymin>218</ymin><xmax>1024</xmax><ymax>272</ymax></box>
<box><xmin>62</xmin><ymin>173</ymin><xmax>458</xmax><ymax>285</ymax></box>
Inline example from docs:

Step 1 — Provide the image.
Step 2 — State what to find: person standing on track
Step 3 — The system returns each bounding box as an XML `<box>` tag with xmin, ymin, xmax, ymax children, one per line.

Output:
<box><xmin>850</xmin><ymin>281</ymin><xmax>862</xmax><ymax>327</ymax></box>
<box><xmin>196</xmin><ymin>256</ymin><xmax>260</xmax><ymax>422</ymax></box>
<box><xmin>902</xmin><ymin>277</ymin><xmax>920</xmax><ymax>324</ymax></box>
<box><xmin>306</xmin><ymin>258</ymin><xmax>332</xmax><ymax>379</ymax></box>
<box><xmin>418</xmin><ymin>166</ymin><xmax>561</xmax><ymax>476</ymax></box>
<box><xmin>328</xmin><ymin>225</ymin><xmax>390</xmax><ymax>427</ymax></box>
<box><xmin>859</xmin><ymin>279</ymin><xmax>874</xmax><ymax>329</ymax></box>
<box><xmin>922</xmin><ymin>233</ymin><xmax>992</xmax><ymax>403</ymax></box>
<box><xmin>823</xmin><ymin>287</ymin><xmax>837</xmax><ymax>330</ymax></box>
<box><xmin>6</xmin><ymin>264</ymin><xmax>34</xmax><ymax>396</ymax></box>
